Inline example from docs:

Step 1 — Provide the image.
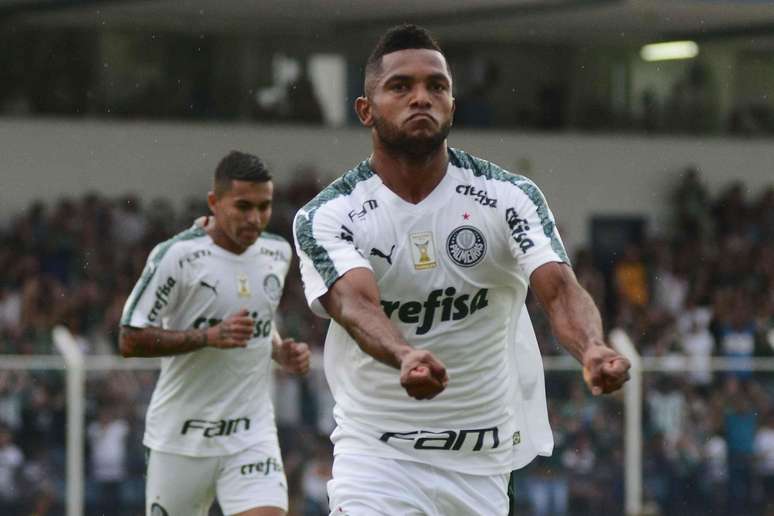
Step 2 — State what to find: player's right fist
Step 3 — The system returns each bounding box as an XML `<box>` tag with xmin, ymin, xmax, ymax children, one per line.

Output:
<box><xmin>206</xmin><ymin>309</ymin><xmax>253</xmax><ymax>349</ymax></box>
<box><xmin>399</xmin><ymin>349</ymin><xmax>448</xmax><ymax>400</ymax></box>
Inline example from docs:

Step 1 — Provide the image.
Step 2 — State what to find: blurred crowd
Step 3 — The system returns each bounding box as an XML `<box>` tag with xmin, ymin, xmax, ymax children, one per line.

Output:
<box><xmin>524</xmin><ymin>168</ymin><xmax>774</xmax><ymax>515</ymax></box>
<box><xmin>0</xmin><ymin>166</ymin><xmax>772</xmax><ymax>515</ymax></box>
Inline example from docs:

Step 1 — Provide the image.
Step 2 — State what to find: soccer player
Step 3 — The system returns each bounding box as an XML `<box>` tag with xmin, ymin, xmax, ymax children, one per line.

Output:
<box><xmin>293</xmin><ymin>25</ymin><xmax>631</xmax><ymax>515</ymax></box>
<box><xmin>120</xmin><ymin>151</ymin><xmax>310</xmax><ymax>516</ymax></box>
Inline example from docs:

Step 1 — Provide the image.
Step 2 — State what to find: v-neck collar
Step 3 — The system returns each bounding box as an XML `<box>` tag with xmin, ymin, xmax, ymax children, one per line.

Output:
<box><xmin>372</xmin><ymin>161</ymin><xmax>455</xmax><ymax>213</ymax></box>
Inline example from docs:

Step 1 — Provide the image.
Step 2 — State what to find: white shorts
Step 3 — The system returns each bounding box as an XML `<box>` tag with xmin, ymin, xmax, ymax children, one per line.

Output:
<box><xmin>327</xmin><ymin>454</ymin><xmax>510</xmax><ymax>516</ymax></box>
<box><xmin>145</xmin><ymin>440</ymin><xmax>288</xmax><ymax>516</ymax></box>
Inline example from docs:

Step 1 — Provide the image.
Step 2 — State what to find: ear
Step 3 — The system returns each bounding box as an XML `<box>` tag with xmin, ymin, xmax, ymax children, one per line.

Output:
<box><xmin>207</xmin><ymin>191</ymin><xmax>217</xmax><ymax>214</ymax></box>
<box><xmin>450</xmin><ymin>96</ymin><xmax>456</xmax><ymax>126</ymax></box>
<box><xmin>355</xmin><ymin>96</ymin><xmax>373</xmax><ymax>127</ymax></box>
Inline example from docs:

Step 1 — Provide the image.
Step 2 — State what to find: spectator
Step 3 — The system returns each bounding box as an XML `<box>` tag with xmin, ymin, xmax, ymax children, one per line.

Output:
<box><xmin>87</xmin><ymin>406</ymin><xmax>129</xmax><ymax>515</ymax></box>
<box><xmin>0</xmin><ymin>425</ymin><xmax>24</xmax><ymax>514</ymax></box>
<box><xmin>702</xmin><ymin>425</ymin><xmax>728</xmax><ymax>513</ymax></box>
<box><xmin>614</xmin><ymin>244</ymin><xmax>649</xmax><ymax>308</ymax></box>
<box><xmin>754</xmin><ymin>411</ymin><xmax>774</xmax><ymax>514</ymax></box>
<box><xmin>724</xmin><ymin>380</ymin><xmax>758</xmax><ymax>515</ymax></box>
<box><xmin>526</xmin><ymin>410</ymin><xmax>569</xmax><ymax>516</ymax></box>
<box><xmin>300</xmin><ymin>436</ymin><xmax>332</xmax><ymax>516</ymax></box>
<box><xmin>677</xmin><ymin>297</ymin><xmax>715</xmax><ymax>387</ymax></box>
<box><xmin>672</xmin><ymin>165</ymin><xmax>711</xmax><ymax>241</ymax></box>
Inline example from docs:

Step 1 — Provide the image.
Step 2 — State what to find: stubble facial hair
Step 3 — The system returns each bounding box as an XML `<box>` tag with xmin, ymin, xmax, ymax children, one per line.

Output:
<box><xmin>373</xmin><ymin>114</ymin><xmax>452</xmax><ymax>161</ymax></box>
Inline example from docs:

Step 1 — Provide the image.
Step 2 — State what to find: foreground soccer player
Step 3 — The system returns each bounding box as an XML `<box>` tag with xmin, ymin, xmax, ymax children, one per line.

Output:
<box><xmin>293</xmin><ymin>25</ymin><xmax>630</xmax><ymax>514</ymax></box>
<box><xmin>120</xmin><ymin>151</ymin><xmax>310</xmax><ymax>516</ymax></box>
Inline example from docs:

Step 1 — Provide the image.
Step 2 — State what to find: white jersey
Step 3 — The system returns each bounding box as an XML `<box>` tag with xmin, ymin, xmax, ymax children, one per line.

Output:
<box><xmin>121</xmin><ymin>225</ymin><xmax>292</xmax><ymax>457</ymax></box>
<box><xmin>293</xmin><ymin>148</ymin><xmax>566</xmax><ymax>475</ymax></box>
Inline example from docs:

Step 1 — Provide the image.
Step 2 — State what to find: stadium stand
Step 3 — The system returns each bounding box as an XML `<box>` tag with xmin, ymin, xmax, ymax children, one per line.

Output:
<box><xmin>0</xmin><ymin>167</ymin><xmax>771</xmax><ymax>515</ymax></box>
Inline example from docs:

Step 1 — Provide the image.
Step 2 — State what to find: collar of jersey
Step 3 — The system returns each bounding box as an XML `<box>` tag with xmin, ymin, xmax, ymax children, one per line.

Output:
<box><xmin>372</xmin><ymin>162</ymin><xmax>457</xmax><ymax>213</ymax></box>
<box><xmin>205</xmin><ymin>234</ymin><xmax>261</xmax><ymax>261</ymax></box>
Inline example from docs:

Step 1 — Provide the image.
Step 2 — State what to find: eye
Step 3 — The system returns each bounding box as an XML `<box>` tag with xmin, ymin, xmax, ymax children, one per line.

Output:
<box><xmin>390</xmin><ymin>82</ymin><xmax>408</xmax><ymax>93</ymax></box>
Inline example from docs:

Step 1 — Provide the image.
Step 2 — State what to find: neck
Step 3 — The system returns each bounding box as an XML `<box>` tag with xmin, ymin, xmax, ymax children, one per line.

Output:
<box><xmin>206</xmin><ymin>223</ymin><xmax>248</xmax><ymax>255</ymax></box>
<box><xmin>370</xmin><ymin>139</ymin><xmax>449</xmax><ymax>204</ymax></box>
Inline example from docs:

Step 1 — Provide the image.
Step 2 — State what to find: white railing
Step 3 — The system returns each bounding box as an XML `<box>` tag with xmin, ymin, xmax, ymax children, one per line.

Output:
<box><xmin>1</xmin><ymin>326</ymin><xmax>772</xmax><ymax>515</ymax></box>
<box><xmin>49</xmin><ymin>327</ymin><xmax>159</xmax><ymax>516</ymax></box>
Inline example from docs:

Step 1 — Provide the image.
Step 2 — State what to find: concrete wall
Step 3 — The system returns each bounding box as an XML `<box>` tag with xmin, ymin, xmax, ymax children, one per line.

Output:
<box><xmin>1</xmin><ymin>118</ymin><xmax>772</xmax><ymax>253</ymax></box>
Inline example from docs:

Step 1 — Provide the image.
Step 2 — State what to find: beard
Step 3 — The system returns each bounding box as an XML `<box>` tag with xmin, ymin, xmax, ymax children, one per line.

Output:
<box><xmin>373</xmin><ymin>114</ymin><xmax>451</xmax><ymax>160</ymax></box>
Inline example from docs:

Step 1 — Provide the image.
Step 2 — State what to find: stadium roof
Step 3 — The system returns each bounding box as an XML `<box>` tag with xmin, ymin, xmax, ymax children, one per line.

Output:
<box><xmin>4</xmin><ymin>0</ymin><xmax>774</xmax><ymax>46</ymax></box>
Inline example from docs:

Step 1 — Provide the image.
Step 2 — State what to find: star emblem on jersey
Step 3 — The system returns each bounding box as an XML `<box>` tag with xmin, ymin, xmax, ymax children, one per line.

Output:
<box><xmin>236</xmin><ymin>273</ymin><xmax>251</xmax><ymax>298</ymax></box>
<box><xmin>463</xmin><ymin>212</ymin><xmax>470</xmax><ymax>220</ymax></box>
<box><xmin>263</xmin><ymin>273</ymin><xmax>282</xmax><ymax>303</ymax></box>
<box><xmin>409</xmin><ymin>232</ymin><xmax>437</xmax><ymax>270</ymax></box>
<box><xmin>446</xmin><ymin>226</ymin><xmax>487</xmax><ymax>268</ymax></box>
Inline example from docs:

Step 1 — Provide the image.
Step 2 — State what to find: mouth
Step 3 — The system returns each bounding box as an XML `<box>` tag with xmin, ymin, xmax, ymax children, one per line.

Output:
<box><xmin>240</xmin><ymin>228</ymin><xmax>261</xmax><ymax>239</ymax></box>
<box><xmin>406</xmin><ymin>113</ymin><xmax>436</xmax><ymax>124</ymax></box>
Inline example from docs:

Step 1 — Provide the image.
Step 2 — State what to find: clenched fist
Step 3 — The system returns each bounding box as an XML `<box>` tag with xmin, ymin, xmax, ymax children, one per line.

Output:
<box><xmin>581</xmin><ymin>345</ymin><xmax>631</xmax><ymax>395</ymax></box>
<box><xmin>399</xmin><ymin>349</ymin><xmax>448</xmax><ymax>400</ymax></box>
<box><xmin>273</xmin><ymin>338</ymin><xmax>311</xmax><ymax>375</ymax></box>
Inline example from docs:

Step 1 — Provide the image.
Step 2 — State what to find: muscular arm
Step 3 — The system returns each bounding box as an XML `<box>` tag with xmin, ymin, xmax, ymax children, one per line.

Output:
<box><xmin>529</xmin><ymin>262</ymin><xmax>604</xmax><ymax>362</ymax></box>
<box><xmin>530</xmin><ymin>261</ymin><xmax>630</xmax><ymax>394</ymax></box>
<box><xmin>319</xmin><ymin>267</ymin><xmax>448</xmax><ymax>399</ymax></box>
<box><xmin>319</xmin><ymin>267</ymin><xmax>412</xmax><ymax>368</ymax></box>
<box><xmin>119</xmin><ymin>326</ymin><xmax>209</xmax><ymax>358</ymax></box>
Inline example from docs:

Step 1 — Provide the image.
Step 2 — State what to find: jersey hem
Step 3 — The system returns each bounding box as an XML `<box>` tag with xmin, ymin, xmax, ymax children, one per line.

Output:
<box><xmin>332</xmin><ymin>447</ymin><xmax>538</xmax><ymax>476</ymax></box>
<box><xmin>143</xmin><ymin>435</ymin><xmax>277</xmax><ymax>458</ymax></box>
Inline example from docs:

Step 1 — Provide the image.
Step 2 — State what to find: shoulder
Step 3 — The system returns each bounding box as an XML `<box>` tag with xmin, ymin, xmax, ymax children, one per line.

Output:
<box><xmin>259</xmin><ymin>231</ymin><xmax>290</xmax><ymax>246</ymax></box>
<box><xmin>297</xmin><ymin>160</ymin><xmax>376</xmax><ymax>217</ymax></box>
<box><xmin>258</xmin><ymin>231</ymin><xmax>293</xmax><ymax>257</ymax></box>
<box><xmin>148</xmin><ymin>225</ymin><xmax>208</xmax><ymax>264</ymax></box>
<box><xmin>448</xmin><ymin>147</ymin><xmax>536</xmax><ymax>190</ymax></box>
<box><xmin>450</xmin><ymin>147</ymin><xmax>552</xmax><ymax>210</ymax></box>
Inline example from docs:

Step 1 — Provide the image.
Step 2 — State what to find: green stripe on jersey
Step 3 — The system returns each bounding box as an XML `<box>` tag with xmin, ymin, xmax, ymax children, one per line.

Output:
<box><xmin>449</xmin><ymin>148</ymin><xmax>569</xmax><ymax>264</ymax></box>
<box><xmin>294</xmin><ymin>160</ymin><xmax>374</xmax><ymax>287</ymax></box>
<box><xmin>120</xmin><ymin>226</ymin><xmax>206</xmax><ymax>326</ymax></box>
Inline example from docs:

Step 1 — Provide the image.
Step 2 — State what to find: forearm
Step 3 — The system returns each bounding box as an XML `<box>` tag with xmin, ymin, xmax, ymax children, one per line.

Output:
<box><xmin>119</xmin><ymin>326</ymin><xmax>209</xmax><ymax>357</ymax></box>
<box><xmin>334</xmin><ymin>297</ymin><xmax>413</xmax><ymax>369</ymax></box>
<box><xmin>543</xmin><ymin>283</ymin><xmax>605</xmax><ymax>362</ymax></box>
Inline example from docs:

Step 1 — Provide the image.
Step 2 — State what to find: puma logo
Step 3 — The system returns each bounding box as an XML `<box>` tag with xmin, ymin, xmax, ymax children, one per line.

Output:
<box><xmin>370</xmin><ymin>245</ymin><xmax>396</xmax><ymax>265</ymax></box>
<box><xmin>200</xmin><ymin>280</ymin><xmax>218</xmax><ymax>296</ymax></box>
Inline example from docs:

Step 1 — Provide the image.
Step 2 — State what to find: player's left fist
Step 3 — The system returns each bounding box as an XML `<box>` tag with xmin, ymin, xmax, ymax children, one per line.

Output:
<box><xmin>275</xmin><ymin>338</ymin><xmax>311</xmax><ymax>375</ymax></box>
<box><xmin>581</xmin><ymin>344</ymin><xmax>631</xmax><ymax>396</ymax></box>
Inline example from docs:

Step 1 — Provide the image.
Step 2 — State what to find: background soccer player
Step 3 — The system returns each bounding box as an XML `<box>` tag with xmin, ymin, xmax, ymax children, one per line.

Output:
<box><xmin>120</xmin><ymin>151</ymin><xmax>310</xmax><ymax>516</ymax></box>
<box><xmin>294</xmin><ymin>25</ymin><xmax>630</xmax><ymax>514</ymax></box>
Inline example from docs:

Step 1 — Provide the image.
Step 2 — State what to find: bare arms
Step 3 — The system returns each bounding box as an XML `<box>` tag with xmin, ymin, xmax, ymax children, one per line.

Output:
<box><xmin>321</xmin><ymin>261</ymin><xmax>629</xmax><ymax>399</ymax></box>
<box><xmin>119</xmin><ymin>309</ymin><xmax>310</xmax><ymax>374</ymax></box>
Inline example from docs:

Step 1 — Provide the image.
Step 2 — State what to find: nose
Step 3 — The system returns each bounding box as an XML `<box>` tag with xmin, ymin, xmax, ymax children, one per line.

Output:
<box><xmin>246</xmin><ymin>208</ymin><xmax>261</xmax><ymax>225</ymax></box>
<box><xmin>409</xmin><ymin>84</ymin><xmax>432</xmax><ymax>108</ymax></box>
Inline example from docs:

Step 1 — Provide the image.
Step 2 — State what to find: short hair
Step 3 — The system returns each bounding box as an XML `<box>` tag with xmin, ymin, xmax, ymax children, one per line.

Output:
<box><xmin>364</xmin><ymin>24</ymin><xmax>447</xmax><ymax>95</ymax></box>
<box><xmin>214</xmin><ymin>151</ymin><xmax>271</xmax><ymax>196</ymax></box>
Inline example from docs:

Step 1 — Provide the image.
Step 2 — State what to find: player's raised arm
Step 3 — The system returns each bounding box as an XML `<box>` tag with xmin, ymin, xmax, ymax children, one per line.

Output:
<box><xmin>530</xmin><ymin>262</ymin><xmax>630</xmax><ymax>395</ymax></box>
<box><xmin>119</xmin><ymin>310</ymin><xmax>254</xmax><ymax>357</ymax></box>
<box><xmin>319</xmin><ymin>267</ymin><xmax>448</xmax><ymax>400</ymax></box>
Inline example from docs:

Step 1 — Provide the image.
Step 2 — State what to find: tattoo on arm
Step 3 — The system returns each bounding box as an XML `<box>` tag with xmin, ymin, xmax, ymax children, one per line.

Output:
<box><xmin>120</xmin><ymin>326</ymin><xmax>208</xmax><ymax>358</ymax></box>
